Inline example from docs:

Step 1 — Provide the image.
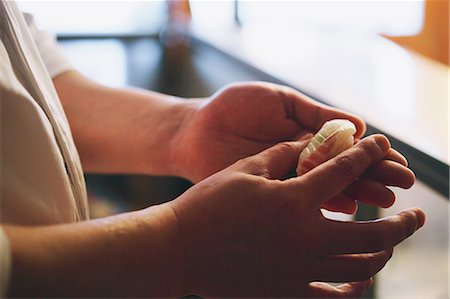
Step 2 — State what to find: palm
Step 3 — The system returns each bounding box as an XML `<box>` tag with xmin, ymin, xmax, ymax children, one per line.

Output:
<box><xmin>177</xmin><ymin>82</ymin><xmax>365</xmax><ymax>183</ymax></box>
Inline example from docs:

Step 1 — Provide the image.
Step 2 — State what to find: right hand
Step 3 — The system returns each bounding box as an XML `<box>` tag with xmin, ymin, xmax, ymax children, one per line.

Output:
<box><xmin>169</xmin><ymin>134</ymin><xmax>425</xmax><ymax>298</ymax></box>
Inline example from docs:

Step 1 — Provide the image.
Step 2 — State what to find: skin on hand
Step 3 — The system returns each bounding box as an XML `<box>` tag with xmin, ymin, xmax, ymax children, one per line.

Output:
<box><xmin>54</xmin><ymin>74</ymin><xmax>408</xmax><ymax>215</ymax></box>
<box><xmin>321</xmin><ymin>145</ymin><xmax>415</xmax><ymax>214</ymax></box>
<box><xmin>3</xmin><ymin>135</ymin><xmax>423</xmax><ymax>298</ymax></box>
<box><xmin>172</xmin><ymin>81</ymin><xmax>367</xmax><ymax>183</ymax></box>
<box><xmin>169</xmin><ymin>134</ymin><xmax>425</xmax><ymax>297</ymax></box>
<box><xmin>173</xmin><ymin>82</ymin><xmax>414</xmax><ymax>214</ymax></box>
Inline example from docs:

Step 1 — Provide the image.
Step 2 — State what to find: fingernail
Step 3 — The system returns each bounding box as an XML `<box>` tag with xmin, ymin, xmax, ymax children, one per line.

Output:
<box><xmin>375</xmin><ymin>135</ymin><xmax>390</xmax><ymax>152</ymax></box>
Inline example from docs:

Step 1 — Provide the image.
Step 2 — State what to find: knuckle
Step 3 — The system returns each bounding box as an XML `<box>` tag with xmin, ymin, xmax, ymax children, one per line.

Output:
<box><xmin>219</xmin><ymin>82</ymin><xmax>251</xmax><ymax>98</ymax></box>
<box><xmin>334</xmin><ymin>155</ymin><xmax>357</xmax><ymax>179</ymax></box>
<box><xmin>277</xmin><ymin>141</ymin><xmax>295</xmax><ymax>152</ymax></box>
<box><xmin>224</xmin><ymin>82</ymin><xmax>243</xmax><ymax>91</ymax></box>
<box><xmin>231</xmin><ymin>157</ymin><xmax>267</xmax><ymax>178</ymax></box>
<box><xmin>360</xmin><ymin>135</ymin><xmax>390</xmax><ymax>160</ymax></box>
<box><xmin>232</xmin><ymin>156</ymin><xmax>251</xmax><ymax>170</ymax></box>
<box><xmin>226</xmin><ymin>82</ymin><xmax>264</xmax><ymax>95</ymax></box>
<box><xmin>360</xmin><ymin>138</ymin><xmax>383</xmax><ymax>161</ymax></box>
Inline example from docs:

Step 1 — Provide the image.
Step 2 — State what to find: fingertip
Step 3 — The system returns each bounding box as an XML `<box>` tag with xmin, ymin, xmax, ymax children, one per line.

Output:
<box><xmin>398</xmin><ymin>208</ymin><xmax>426</xmax><ymax>230</ymax></box>
<box><xmin>402</xmin><ymin>156</ymin><xmax>409</xmax><ymax>167</ymax></box>
<box><xmin>362</xmin><ymin>278</ymin><xmax>375</xmax><ymax>298</ymax></box>
<box><xmin>347</xmin><ymin>278</ymin><xmax>372</xmax><ymax>288</ymax></box>
<box><xmin>349</xmin><ymin>202</ymin><xmax>359</xmax><ymax>215</ymax></box>
<box><xmin>403</xmin><ymin>168</ymin><xmax>416</xmax><ymax>189</ymax></box>
<box><xmin>380</xmin><ymin>190</ymin><xmax>396</xmax><ymax>208</ymax></box>
<box><xmin>373</xmin><ymin>134</ymin><xmax>391</xmax><ymax>153</ymax></box>
<box><xmin>397</xmin><ymin>153</ymin><xmax>409</xmax><ymax>167</ymax></box>
<box><xmin>413</xmin><ymin>208</ymin><xmax>426</xmax><ymax>229</ymax></box>
<box><xmin>341</xmin><ymin>201</ymin><xmax>358</xmax><ymax>215</ymax></box>
<box><xmin>386</xmin><ymin>247</ymin><xmax>394</xmax><ymax>258</ymax></box>
<box><xmin>391</xmin><ymin>166</ymin><xmax>416</xmax><ymax>189</ymax></box>
<box><xmin>385</xmin><ymin>148</ymin><xmax>409</xmax><ymax>166</ymax></box>
<box><xmin>340</xmin><ymin>278</ymin><xmax>373</xmax><ymax>298</ymax></box>
<box><xmin>344</xmin><ymin>114</ymin><xmax>366</xmax><ymax>139</ymax></box>
<box><xmin>354</xmin><ymin>118</ymin><xmax>367</xmax><ymax>139</ymax></box>
<box><xmin>364</xmin><ymin>277</ymin><xmax>374</xmax><ymax>289</ymax></box>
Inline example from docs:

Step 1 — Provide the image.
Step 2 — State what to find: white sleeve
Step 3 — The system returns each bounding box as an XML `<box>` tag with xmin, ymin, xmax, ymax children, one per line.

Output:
<box><xmin>0</xmin><ymin>229</ymin><xmax>11</xmax><ymax>298</ymax></box>
<box><xmin>23</xmin><ymin>13</ymin><xmax>74</xmax><ymax>78</ymax></box>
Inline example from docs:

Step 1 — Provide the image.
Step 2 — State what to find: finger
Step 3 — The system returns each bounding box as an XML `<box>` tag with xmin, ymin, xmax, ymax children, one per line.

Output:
<box><xmin>283</xmin><ymin>88</ymin><xmax>366</xmax><ymax>138</ymax></box>
<box><xmin>322</xmin><ymin>208</ymin><xmax>425</xmax><ymax>255</ymax></box>
<box><xmin>244</xmin><ymin>140</ymin><xmax>309</xmax><ymax>179</ymax></box>
<box><xmin>288</xmin><ymin>135</ymin><xmax>391</xmax><ymax>205</ymax></box>
<box><xmin>385</xmin><ymin>148</ymin><xmax>408</xmax><ymax>166</ymax></box>
<box><xmin>310</xmin><ymin>248</ymin><xmax>393</xmax><ymax>282</ymax></box>
<box><xmin>306</xmin><ymin>279</ymin><xmax>373</xmax><ymax>298</ymax></box>
<box><xmin>355</xmin><ymin>143</ymin><xmax>407</xmax><ymax>166</ymax></box>
<box><xmin>321</xmin><ymin>195</ymin><xmax>358</xmax><ymax>214</ymax></box>
<box><xmin>322</xmin><ymin>180</ymin><xmax>396</xmax><ymax>213</ymax></box>
<box><xmin>362</xmin><ymin>160</ymin><xmax>415</xmax><ymax>189</ymax></box>
<box><xmin>343</xmin><ymin>179</ymin><xmax>396</xmax><ymax>208</ymax></box>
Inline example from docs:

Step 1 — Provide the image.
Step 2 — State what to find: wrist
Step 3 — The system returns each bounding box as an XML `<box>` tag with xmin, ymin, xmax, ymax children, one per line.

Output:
<box><xmin>55</xmin><ymin>70</ymin><xmax>201</xmax><ymax>176</ymax></box>
<box><xmin>136</xmin><ymin>204</ymin><xmax>192</xmax><ymax>296</ymax></box>
<box><xmin>143</xmin><ymin>98</ymin><xmax>200</xmax><ymax>177</ymax></box>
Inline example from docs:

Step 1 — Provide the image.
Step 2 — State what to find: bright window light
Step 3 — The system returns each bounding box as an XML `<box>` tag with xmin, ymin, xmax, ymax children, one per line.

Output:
<box><xmin>17</xmin><ymin>1</ymin><xmax>166</xmax><ymax>34</ymax></box>
<box><xmin>238</xmin><ymin>1</ymin><xmax>425</xmax><ymax>36</ymax></box>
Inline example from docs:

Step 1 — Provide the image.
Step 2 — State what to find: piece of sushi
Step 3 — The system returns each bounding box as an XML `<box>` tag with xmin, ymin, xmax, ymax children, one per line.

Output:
<box><xmin>297</xmin><ymin>119</ymin><xmax>357</xmax><ymax>175</ymax></box>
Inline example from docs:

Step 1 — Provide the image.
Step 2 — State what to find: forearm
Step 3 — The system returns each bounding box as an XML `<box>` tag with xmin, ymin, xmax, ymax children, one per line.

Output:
<box><xmin>53</xmin><ymin>71</ymin><xmax>199</xmax><ymax>175</ymax></box>
<box><xmin>3</xmin><ymin>205</ymin><xmax>188</xmax><ymax>298</ymax></box>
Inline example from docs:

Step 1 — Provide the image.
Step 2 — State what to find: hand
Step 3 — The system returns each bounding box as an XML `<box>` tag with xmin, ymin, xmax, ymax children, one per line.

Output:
<box><xmin>169</xmin><ymin>135</ymin><xmax>425</xmax><ymax>297</ymax></box>
<box><xmin>321</xmin><ymin>145</ymin><xmax>415</xmax><ymax>214</ymax></box>
<box><xmin>173</xmin><ymin>82</ymin><xmax>413</xmax><ymax>214</ymax></box>
<box><xmin>173</xmin><ymin>82</ymin><xmax>366</xmax><ymax>183</ymax></box>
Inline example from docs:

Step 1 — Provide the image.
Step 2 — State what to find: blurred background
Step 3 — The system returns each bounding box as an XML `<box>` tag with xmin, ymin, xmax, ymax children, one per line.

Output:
<box><xmin>17</xmin><ymin>1</ymin><xmax>449</xmax><ymax>298</ymax></box>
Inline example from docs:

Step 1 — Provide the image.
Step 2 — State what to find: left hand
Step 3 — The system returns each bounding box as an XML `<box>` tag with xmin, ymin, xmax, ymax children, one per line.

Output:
<box><xmin>174</xmin><ymin>81</ymin><xmax>366</xmax><ymax>183</ymax></box>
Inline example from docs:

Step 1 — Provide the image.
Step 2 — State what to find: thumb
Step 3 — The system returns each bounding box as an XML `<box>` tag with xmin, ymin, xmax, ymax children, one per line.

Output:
<box><xmin>249</xmin><ymin>138</ymin><xmax>311</xmax><ymax>179</ymax></box>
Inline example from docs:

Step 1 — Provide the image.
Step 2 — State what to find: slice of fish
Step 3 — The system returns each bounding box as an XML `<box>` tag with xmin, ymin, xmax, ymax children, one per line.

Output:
<box><xmin>297</xmin><ymin>119</ymin><xmax>356</xmax><ymax>175</ymax></box>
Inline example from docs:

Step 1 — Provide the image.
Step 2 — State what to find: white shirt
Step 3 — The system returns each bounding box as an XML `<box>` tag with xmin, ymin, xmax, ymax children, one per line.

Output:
<box><xmin>0</xmin><ymin>1</ymin><xmax>89</xmax><ymax>295</ymax></box>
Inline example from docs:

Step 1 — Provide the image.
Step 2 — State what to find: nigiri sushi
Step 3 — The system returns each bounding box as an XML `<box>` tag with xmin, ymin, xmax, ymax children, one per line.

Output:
<box><xmin>297</xmin><ymin>119</ymin><xmax>356</xmax><ymax>175</ymax></box>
